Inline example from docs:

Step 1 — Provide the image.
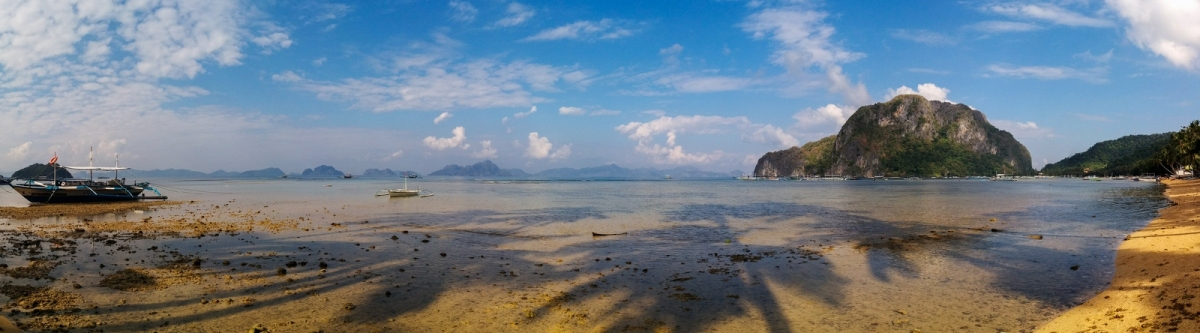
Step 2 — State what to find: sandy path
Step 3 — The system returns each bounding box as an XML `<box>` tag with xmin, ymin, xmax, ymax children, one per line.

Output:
<box><xmin>1038</xmin><ymin>179</ymin><xmax>1200</xmax><ymax>333</ymax></box>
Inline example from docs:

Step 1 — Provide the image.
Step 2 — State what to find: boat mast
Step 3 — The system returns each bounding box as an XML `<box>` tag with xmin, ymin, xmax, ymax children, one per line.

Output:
<box><xmin>88</xmin><ymin>146</ymin><xmax>94</xmax><ymax>181</ymax></box>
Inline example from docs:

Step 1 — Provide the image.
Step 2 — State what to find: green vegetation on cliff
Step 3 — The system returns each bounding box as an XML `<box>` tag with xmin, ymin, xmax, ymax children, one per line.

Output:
<box><xmin>755</xmin><ymin>95</ymin><xmax>1033</xmax><ymax>178</ymax></box>
<box><xmin>1040</xmin><ymin>133</ymin><xmax>1170</xmax><ymax>176</ymax></box>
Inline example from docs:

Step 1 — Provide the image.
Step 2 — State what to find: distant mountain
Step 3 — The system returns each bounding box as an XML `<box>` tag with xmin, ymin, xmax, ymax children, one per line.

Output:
<box><xmin>11</xmin><ymin>163</ymin><xmax>74</xmax><ymax>179</ymax></box>
<box><xmin>1041</xmin><ymin>133</ymin><xmax>1171</xmax><ymax>176</ymax></box>
<box><xmin>130</xmin><ymin>167</ymin><xmax>285</xmax><ymax>178</ymax></box>
<box><xmin>755</xmin><ymin>95</ymin><xmax>1033</xmax><ymax>177</ymax></box>
<box><xmin>362</xmin><ymin>168</ymin><xmax>421</xmax><ymax>177</ymax></box>
<box><xmin>429</xmin><ymin>160</ymin><xmax>527</xmax><ymax>177</ymax></box>
<box><xmin>300</xmin><ymin>165</ymin><xmax>346</xmax><ymax>178</ymax></box>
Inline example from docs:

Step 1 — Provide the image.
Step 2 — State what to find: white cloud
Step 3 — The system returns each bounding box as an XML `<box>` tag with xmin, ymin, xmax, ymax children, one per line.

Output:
<box><xmin>495</xmin><ymin>2</ymin><xmax>535</xmax><ymax>27</ymax></box>
<box><xmin>448</xmin><ymin>1</ymin><xmax>478</xmax><ymax>23</ymax></box>
<box><xmin>655</xmin><ymin>74</ymin><xmax>763</xmax><ymax>93</ymax></box>
<box><xmin>641</xmin><ymin>110</ymin><xmax>667</xmax><ymax>117</ymax></box>
<box><xmin>312</xmin><ymin>57</ymin><xmax>327</xmax><ymax>66</ymax></box>
<box><xmin>741</xmin><ymin>4</ymin><xmax>871</xmax><ymax>106</ymax></box>
<box><xmin>390</xmin><ymin>150</ymin><xmax>404</xmax><ymax>158</ymax></box>
<box><xmin>424</xmin><ymin>126</ymin><xmax>469</xmax><ymax>150</ymax></box>
<box><xmin>280</xmin><ymin>60</ymin><xmax>590</xmax><ymax>111</ymax></box>
<box><xmin>1107</xmin><ymin>0</ymin><xmax>1200</xmax><ymax>70</ymax></box>
<box><xmin>434</xmin><ymin>112</ymin><xmax>453</xmax><ymax>124</ymax></box>
<box><xmin>6</xmin><ymin>142</ymin><xmax>32</xmax><ymax>161</ymax></box>
<box><xmin>660</xmin><ymin>43</ymin><xmax>684</xmax><ymax>65</ymax></box>
<box><xmin>985</xmin><ymin>3</ymin><xmax>1114</xmax><ymax>27</ymax></box>
<box><xmin>525</xmin><ymin>132</ymin><xmax>569</xmax><ymax>159</ymax></box>
<box><xmin>986</xmin><ymin>64</ymin><xmax>1107</xmax><ymax>83</ymax></box>
<box><xmin>522</xmin><ymin>19</ymin><xmax>637</xmax><ymax>41</ymax></box>
<box><xmin>272</xmin><ymin>71</ymin><xmax>302</xmax><ymax>82</ymax></box>
<box><xmin>885</xmin><ymin>83</ymin><xmax>952</xmax><ymax>102</ymax></box>
<box><xmin>616</xmin><ymin>115</ymin><xmax>749</xmax><ymax>141</ymax></box>
<box><xmin>744</xmin><ymin>124</ymin><xmax>800</xmax><ymax>148</ymax></box>
<box><xmin>890</xmin><ymin>29</ymin><xmax>956</xmax><ymax>45</ymax></box>
<box><xmin>968</xmin><ymin>20</ymin><xmax>1044</xmax><ymax>33</ymax></box>
<box><xmin>472</xmin><ymin>140</ymin><xmax>498</xmax><ymax>158</ymax></box>
<box><xmin>589</xmin><ymin>109</ymin><xmax>620</xmax><ymax>116</ymax></box>
<box><xmin>514</xmin><ymin>106</ymin><xmax>537</xmax><ymax>118</ymax></box>
<box><xmin>992</xmin><ymin>120</ymin><xmax>1056</xmax><ymax>139</ymax></box>
<box><xmin>559</xmin><ymin>106</ymin><xmax>585</xmax><ymax>115</ymax></box>
<box><xmin>792</xmin><ymin>104</ymin><xmax>852</xmax><ymax>128</ymax></box>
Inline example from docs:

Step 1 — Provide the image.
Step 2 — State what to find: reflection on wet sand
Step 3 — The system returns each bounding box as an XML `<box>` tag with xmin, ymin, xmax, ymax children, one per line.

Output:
<box><xmin>0</xmin><ymin>179</ymin><xmax>1168</xmax><ymax>332</ymax></box>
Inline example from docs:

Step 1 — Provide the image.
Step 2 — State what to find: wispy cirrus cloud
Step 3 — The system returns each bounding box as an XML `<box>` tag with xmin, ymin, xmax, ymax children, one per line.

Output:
<box><xmin>494</xmin><ymin>2</ymin><xmax>535</xmax><ymax>27</ymax></box>
<box><xmin>890</xmin><ymin>29</ymin><xmax>956</xmax><ymax>45</ymax></box>
<box><xmin>983</xmin><ymin>3</ymin><xmax>1113</xmax><ymax>28</ymax></box>
<box><xmin>986</xmin><ymin>63</ymin><xmax>1108</xmax><ymax>83</ymax></box>
<box><xmin>448</xmin><ymin>1</ymin><xmax>478</xmax><ymax>23</ymax></box>
<box><xmin>615</xmin><ymin>115</ymin><xmax>798</xmax><ymax>165</ymax></box>
<box><xmin>522</xmin><ymin>19</ymin><xmax>638</xmax><ymax>41</ymax></box>
<box><xmin>968</xmin><ymin>20</ymin><xmax>1044</xmax><ymax>33</ymax></box>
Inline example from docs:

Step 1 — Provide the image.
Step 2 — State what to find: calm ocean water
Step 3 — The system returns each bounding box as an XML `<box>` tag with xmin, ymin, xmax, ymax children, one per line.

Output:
<box><xmin>0</xmin><ymin>177</ymin><xmax>1170</xmax><ymax>330</ymax></box>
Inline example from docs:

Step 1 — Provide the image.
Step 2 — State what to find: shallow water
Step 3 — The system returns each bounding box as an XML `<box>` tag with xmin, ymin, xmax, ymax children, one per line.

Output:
<box><xmin>0</xmin><ymin>177</ymin><xmax>1169</xmax><ymax>331</ymax></box>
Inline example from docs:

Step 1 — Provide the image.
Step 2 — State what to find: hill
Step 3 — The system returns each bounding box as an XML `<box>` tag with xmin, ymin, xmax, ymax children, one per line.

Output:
<box><xmin>1041</xmin><ymin>133</ymin><xmax>1171</xmax><ymax>176</ymax></box>
<box><xmin>300</xmin><ymin>165</ymin><xmax>346</xmax><ymax>178</ymax></box>
<box><xmin>429</xmin><ymin>160</ymin><xmax>529</xmax><ymax>177</ymax></box>
<box><xmin>131</xmin><ymin>167</ymin><xmax>286</xmax><ymax>178</ymax></box>
<box><xmin>10</xmin><ymin>163</ymin><xmax>74</xmax><ymax>179</ymax></box>
<box><xmin>755</xmin><ymin>95</ymin><xmax>1033</xmax><ymax>177</ymax></box>
<box><xmin>362</xmin><ymin>168</ymin><xmax>421</xmax><ymax>177</ymax></box>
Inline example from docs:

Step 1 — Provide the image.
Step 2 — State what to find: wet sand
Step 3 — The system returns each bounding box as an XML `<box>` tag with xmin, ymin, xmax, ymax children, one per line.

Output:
<box><xmin>1038</xmin><ymin>179</ymin><xmax>1200</xmax><ymax>333</ymax></box>
<box><xmin>0</xmin><ymin>201</ymin><xmax>181</xmax><ymax>220</ymax></box>
<box><xmin>0</xmin><ymin>179</ymin><xmax>1168</xmax><ymax>332</ymax></box>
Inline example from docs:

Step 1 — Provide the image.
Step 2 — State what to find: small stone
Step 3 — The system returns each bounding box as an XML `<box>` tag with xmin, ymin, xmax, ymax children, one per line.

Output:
<box><xmin>385</xmin><ymin>291</ymin><xmax>392</xmax><ymax>297</ymax></box>
<box><xmin>73</xmin><ymin>283</ymin><xmax>82</xmax><ymax>289</ymax></box>
<box><xmin>222</xmin><ymin>260</ymin><xmax>230</xmax><ymax>266</ymax></box>
<box><xmin>391</xmin><ymin>235</ymin><xmax>399</xmax><ymax>240</ymax></box>
<box><xmin>343</xmin><ymin>303</ymin><xmax>356</xmax><ymax>311</ymax></box>
<box><xmin>277</xmin><ymin>268</ymin><xmax>287</xmax><ymax>276</ymax></box>
<box><xmin>895</xmin><ymin>310</ymin><xmax>907</xmax><ymax>315</ymax></box>
<box><xmin>192</xmin><ymin>259</ymin><xmax>202</xmax><ymax>267</ymax></box>
<box><xmin>990</xmin><ymin>228</ymin><xmax>1002</xmax><ymax>232</ymax></box>
<box><xmin>318</xmin><ymin>262</ymin><xmax>328</xmax><ymax>269</ymax></box>
<box><xmin>421</xmin><ymin>239</ymin><xmax>429</xmax><ymax>243</ymax></box>
<box><xmin>1027</xmin><ymin>234</ymin><xmax>1044</xmax><ymax>240</ymax></box>
<box><xmin>286</xmin><ymin>261</ymin><xmax>297</xmax><ymax>268</ymax></box>
<box><xmin>1070</xmin><ymin>265</ymin><xmax>1080</xmax><ymax>271</ymax></box>
<box><xmin>440</xmin><ymin>253</ymin><xmax>447</xmax><ymax>257</ymax></box>
<box><xmin>402</xmin><ymin>230</ymin><xmax>408</xmax><ymax>234</ymax></box>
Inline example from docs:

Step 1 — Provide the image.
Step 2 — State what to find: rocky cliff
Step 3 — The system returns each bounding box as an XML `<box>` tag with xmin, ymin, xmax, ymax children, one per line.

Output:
<box><xmin>754</xmin><ymin>95</ymin><xmax>1033</xmax><ymax>177</ymax></box>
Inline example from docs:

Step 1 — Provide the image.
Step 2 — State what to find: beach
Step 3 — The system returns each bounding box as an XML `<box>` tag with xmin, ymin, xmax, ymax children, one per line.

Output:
<box><xmin>0</xmin><ymin>178</ymin><xmax>1172</xmax><ymax>332</ymax></box>
<box><xmin>1038</xmin><ymin>179</ymin><xmax>1200</xmax><ymax>333</ymax></box>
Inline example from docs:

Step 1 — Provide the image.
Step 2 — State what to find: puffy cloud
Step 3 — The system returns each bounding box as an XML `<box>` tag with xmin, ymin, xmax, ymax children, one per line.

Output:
<box><xmin>279</xmin><ymin>60</ymin><xmax>590</xmax><ymax>111</ymax></box>
<box><xmin>390</xmin><ymin>150</ymin><xmax>404</xmax><ymax>158</ymax></box>
<box><xmin>525</xmin><ymin>132</ymin><xmax>569</xmax><ymax>159</ymax></box>
<box><xmin>660</xmin><ymin>43</ymin><xmax>683</xmax><ymax>65</ymax></box>
<box><xmin>6</xmin><ymin>142</ymin><xmax>32</xmax><ymax>161</ymax></box>
<box><xmin>792</xmin><ymin>104</ymin><xmax>852</xmax><ymax>128</ymax></box>
<box><xmin>434</xmin><ymin>112</ymin><xmax>453</xmax><ymax>124</ymax></box>
<box><xmin>522</xmin><ymin>19</ymin><xmax>637</xmax><ymax>41</ymax></box>
<box><xmin>984</xmin><ymin>3</ymin><xmax>1113</xmax><ymax>27</ymax></box>
<box><xmin>559</xmin><ymin>106</ymin><xmax>585</xmax><ymax>115</ymax></box>
<box><xmin>744</xmin><ymin>125</ymin><xmax>800</xmax><ymax>148</ymax></box>
<box><xmin>890</xmin><ymin>29</ymin><xmax>956</xmax><ymax>45</ymax></box>
<box><xmin>495</xmin><ymin>2</ymin><xmax>534</xmax><ymax>27</ymax></box>
<box><xmin>616</xmin><ymin>115</ymin><xmax>792</xmax><ymax>164</ymax></box>
<box><xmin>885</xmin><ymin>83</ymin><xmax>952</xmax><ymax>102</ymax></box>
<box><xmin>424</xmin><ymin>126</ymin><xmax>469</xmax><ymax>150</ymax></box>
<box><xmin>448</xmin><ymin>1</ymin><xmax>477</xmax><ymax>22</ymax></box>
<box><xmin>1107</xmin><ymin>0</ymin><xmax>1200</xmax><ymax>70</ymax></box>
<box><xmin>472</xmin><ymin>140</ymin><xmax>498</xmax><ymax>159</ymax></box>
<box><xmin>986</xmin><ymin>64</ymin><xmax>1107</xmax><ymax>83</ymax></box>
<box><xmin>741</xmin><ymin>4</ymin><xmax>871</xmax><ymax>106</ymax></box>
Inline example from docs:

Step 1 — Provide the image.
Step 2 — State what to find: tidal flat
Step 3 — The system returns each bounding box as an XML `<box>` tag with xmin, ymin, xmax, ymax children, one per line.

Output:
<box><xmin>0</xmin><ymin>178</ymin><xmax>1169</xmax><ymax>332</ymax></box>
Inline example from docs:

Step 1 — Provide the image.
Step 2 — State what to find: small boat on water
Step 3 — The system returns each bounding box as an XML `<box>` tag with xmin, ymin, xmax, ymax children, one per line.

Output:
<box><xmin>8</xmin><ymin>151</ymin><xmax>164</xmax><ymax>204</ymax></box>
<box><xmin>376</xmin><ymin>172</ymin><xmax>424</xmax><ymax>198</ymax></box>
<box><xmin>343</xmin><ymin>173</ymin><xmax>353</xmax><ymax>179</ymax></box>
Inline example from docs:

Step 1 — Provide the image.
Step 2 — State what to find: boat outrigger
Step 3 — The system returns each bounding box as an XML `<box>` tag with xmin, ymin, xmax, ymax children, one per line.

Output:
<box><xmin>7</xmin><ymin>151</ymin><xmax>165</xmax><ymax>204</ymax></box>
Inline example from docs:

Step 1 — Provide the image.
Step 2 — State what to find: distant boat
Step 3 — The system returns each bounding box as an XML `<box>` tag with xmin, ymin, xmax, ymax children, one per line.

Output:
<box><xmin>343</xmin><ymin>173</ymin><xmax>353</xmax><ymax>179</ymax></box>
<box><xmin>8</xmin><ymin>150</ymin><xmax>164</xmax><ymax>203</ymax></box>
<box><xmin>406</xmin><ymin>173</ymin><xmax>419</xmax><ymax>178</ymax></box>
<box><xmin>664</xmin><ymin>175</ymin><xmax>673</xmax><ymax>180</ymax></box>
<box><xmin>280</xmin><ymin>174</ymin><xmax>288</xmax><ymax>179</ymax></box>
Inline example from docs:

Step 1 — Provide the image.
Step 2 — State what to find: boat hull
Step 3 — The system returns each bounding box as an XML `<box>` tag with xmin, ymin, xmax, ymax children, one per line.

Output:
<box><xmin>388</xmin><ymin>189</ymin><xmax>420</xmax><ymax>197</ymax></box>
<box><xmin>9</xmin><ymin>184</ymin><xmax>145</xmax><ymax>203</ymax></box>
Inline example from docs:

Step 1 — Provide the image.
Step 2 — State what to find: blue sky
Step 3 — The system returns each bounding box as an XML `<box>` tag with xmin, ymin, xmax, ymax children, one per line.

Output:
<box><xmin>1</xmin><ymin>0</ymin><xmax>1198</xmax><ymax>174</ymax></box>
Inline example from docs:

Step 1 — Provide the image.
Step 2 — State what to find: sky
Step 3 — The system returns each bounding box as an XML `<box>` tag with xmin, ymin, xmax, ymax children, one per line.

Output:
<box><xmin>1</xmin><ymin>0</ymin><xmax>1198</xmax><ymax>175</ymax></box>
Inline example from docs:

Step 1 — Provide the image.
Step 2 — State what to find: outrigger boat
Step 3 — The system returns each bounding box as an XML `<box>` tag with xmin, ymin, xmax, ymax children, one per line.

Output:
<box><xmin>375</xmin><ymin>172</ymin><xmax>425</xmax><ymax>198</ymax></box>
<box><xmin>8</xmin><ymin>150</ymin><xmax>165</xmax><ymax>204</ymax></box>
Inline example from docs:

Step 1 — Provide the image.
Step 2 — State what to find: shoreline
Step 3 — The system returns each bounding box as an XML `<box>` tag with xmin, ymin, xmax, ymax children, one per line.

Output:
<box><xmin>1037</xmin><ymin>179</ymin><xmax>1200</xmax><ymax>332</ymax></box>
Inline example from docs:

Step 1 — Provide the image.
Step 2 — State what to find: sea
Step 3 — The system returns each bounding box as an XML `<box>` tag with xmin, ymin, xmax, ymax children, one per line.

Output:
<box><xmin>0</xmin><ymin>177</ymin><xmax>1170</xmax><ymax>331</ymax></box>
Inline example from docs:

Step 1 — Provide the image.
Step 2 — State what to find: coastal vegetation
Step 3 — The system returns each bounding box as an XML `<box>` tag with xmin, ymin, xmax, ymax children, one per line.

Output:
<box><xmin>1040</xmin><ymin>133</ymin><xmax>1170</xmax><ymax>176</ymax></box>
<box><xmin>1153</xmin><ymin>120</ymin><xmax>1200</xmax><ymax>176</ymax></box>
<box><xmin>755</xmin><ymin>95</ymin><xmax>1034</xmax><ymax>177</ymax></box>
<box><xmin>10</xmin><ymin>163</ymin><xmax>74</xmax><ymax>179</ymax></box>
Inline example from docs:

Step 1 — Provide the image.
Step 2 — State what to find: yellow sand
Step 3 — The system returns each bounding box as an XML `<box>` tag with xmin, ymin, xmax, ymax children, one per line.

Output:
<box><xmin>1038</xmin><ymin>179</ymin><xmax>1200</xmax><ymax>333</ymax></box>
